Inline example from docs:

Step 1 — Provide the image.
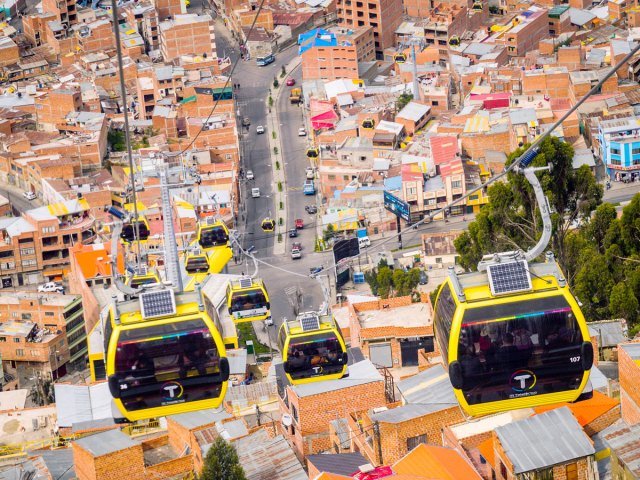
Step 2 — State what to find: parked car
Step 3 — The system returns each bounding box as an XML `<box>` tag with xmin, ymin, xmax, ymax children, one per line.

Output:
<box><xmin>419</xmin><ymin>271</ymin><xmax>428</xmax><ymax>285</ymax></box>
<box><xmin>292</xmin><ymin>241</ymin><xmax>302</xmax><ymax>251</ymax></box>
<box><xmin>288</xmin><ymin>228</ymin><xmax>298</xmax><ymax>238</ymax></box>
<box><xmin>305</xmin><ymin>167</ymin><xmax>315</xmax><ymax>179</ymax></box>
<box><xmin>242</xmin><ymin>117</ymin><xmax>251</xmax><ymax>127</ymax></box>
<box><xmin>298</xmin><ymin>127</ymin><xmax>307</xmax><ymax>136</ymax></box>
<box><xmin>305</xmin><ymin>205</ymin><xmax>318</xmax><ymax>214</ymax></box>
<box><xmin>309</xmin><ymin>266</ymin><xmax>322</xmax><ymax>275</ymax></box>
<box><xmin>256</xmin><ymin>125</ymin><xmax>265</xmax><ymax>134</ymax></box>
<box><xmin>295</xmin><ymin>218</ymin><xmax>304</xmax><ymax>229</ymax></box>
<box><xmin>251</xmin><ymin>187</ymin><xmax>260</xmax><ymax>198</ymax></box>
<box><xmin>286</xmin><ymin>78</ymin><xmax>296</xmax><ymax>86</ymax></box>
<box><xmin>264</xmin><ymin>317</ymin><xmax>274</xmax><ymax>326</ymax></box>
<box><xmin>291</xmin><ymin>247</ymin><xmax>302</xmax><ymax>259</ymax></box>
<box><xmin>23</xmin><ymin>191</ymin><xmax>36</xmax><ymax>201</ymax></box>
<box><xmin>38</xmin><ymin>282</ymin><xmax>64</xmax><ymax>293</ymax></box>
<box><xmin>245</xmin><ymin>170</ymin><xmax>254</xmax><ymax>180</ymax></box>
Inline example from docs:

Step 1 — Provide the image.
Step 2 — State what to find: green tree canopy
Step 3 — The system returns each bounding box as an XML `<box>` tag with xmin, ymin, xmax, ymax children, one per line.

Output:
<box><xmin>199</xmin><ymin>438</ymin><xmax>247</xmax><ymax>480</ymax></box>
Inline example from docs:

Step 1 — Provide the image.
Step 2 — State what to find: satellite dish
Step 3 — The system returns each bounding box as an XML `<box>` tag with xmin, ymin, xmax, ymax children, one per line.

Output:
<box><xmin>281</xmin><ymin>414</ymin><xmax>293</xmax><ymax>427</ymax></box>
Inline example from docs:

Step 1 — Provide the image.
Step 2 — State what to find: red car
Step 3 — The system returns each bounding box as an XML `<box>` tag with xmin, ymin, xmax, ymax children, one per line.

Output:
<box><xmin>286</xmin><ymin>78</ymin><xmax>296</xmax><ymax>87</ymax></box>
<box><xmin>295</xmin><ymin>218</ymin><xmax>304</xmax><ymax>229</ymax></box>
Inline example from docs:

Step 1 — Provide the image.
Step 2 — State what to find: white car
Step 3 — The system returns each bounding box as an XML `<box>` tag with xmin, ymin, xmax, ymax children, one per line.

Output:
<box><xmin>251</xmin><ymin>187</ymin><xmax>261</xmax><ymax>198</ymax></box>
<box><xmin>264</xmin><ymin>317</ymin><xmax>274</xmax><ymax>327</ymax></box>
<box><xmin>246</xmin><ymin>170</ymin><xmax>254</xmax><ymax>180</ymax></box>
<box><xmin>38</xmin><ymin>282</ymin><xmax>64</xmax><ymax>293</ymax></box>
<box><xmin>298</xmin><ymin>127</ymin><xmax>307</xmax><ymax>136</ymax></box>
<box><xmin>256</xmin><ymin>125</ymin><xmax>265</xmax><ymax>134</ymax></box>
<box><xmin>23</xmin><ymin>191</ymin><xmax>36</xmax><ymax>200</ymax></box>
<box><xmin>305</xmin><ymin>167</ymin><xmax>315</xmax><ymax>179</ymax></box>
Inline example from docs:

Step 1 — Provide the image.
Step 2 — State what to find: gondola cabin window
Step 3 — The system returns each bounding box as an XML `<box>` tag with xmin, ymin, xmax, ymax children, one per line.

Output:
<box><xmin>434</xmin><ymin>283</ymin><xmax>456</xmax><ymax>365</ymax></box>
<box><xmin>113</xmin><ymin>319</ymin><xmax>222</xmax><ymax>411</ymax></box>
<box><xmin>457</xmin><ymin>296</ymin><xmax>584</xmax><ymax>405</ymax></box>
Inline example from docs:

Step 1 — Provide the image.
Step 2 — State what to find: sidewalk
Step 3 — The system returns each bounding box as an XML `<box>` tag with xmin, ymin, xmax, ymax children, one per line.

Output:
<box><xmin>266</xmin><ymin>56</ymin><xmax>302</xmax><ymax>256</ymax></box>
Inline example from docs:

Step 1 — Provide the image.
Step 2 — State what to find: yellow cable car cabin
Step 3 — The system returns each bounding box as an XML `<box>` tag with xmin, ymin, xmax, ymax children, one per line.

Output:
<box><xmin>472</xmin><ymin>1</ymin><xmax>483</xmax><ymax>10</ymax></box>
<box><xmin>261</xmin><ymin>218</ymin><xmax>275</xmax><ymax>232</ymax></box>
<box><xmin>278</xmin><ymin>312</ymin><xmax>348</xmax><ymax>385</ymax></box>
<box><xmin>306</xmin><ymin>147</ymin><xmax>319</xmax><ymax>159</ymax></box>
<box><xmin>207</xmin><ymin>247</ymin><xmax>233</xmax><ymax>274</ymax></box>
<box><xmin>394</xmin><ymin>52</ymin><xmax>407</xmax><ymax>63</ymax></box>
<box><xmin>194</xmin><ymin>220</ymin><xmax>229</xmax><ymax>252</ymax></box>
<box><xmin>361</xmin><ymin>118</ymin><xmax>375</xmax><ymax>129</ymax></box>
<box><xmin>226</xmin><ymin>277</ymin><xmax>271</xmax><ymax>323</ymax></box>
<box><xmin>120</xmin><ymin>218</ymin><xmax>151</xmax><ymax>244</ymax></box>
<box><xmin>449</xmin><ymin>35</ymin><xmax>460</xmax><ymax>46</ymax></box>
<box><xmin>105</xmin><ymin>287</ymin><xmax>230</xmax><ymax>421</ymax></box>
<box><xmin>125</xmin><ymin>272</ymin><xmax>161</xmax><ymax>290</ymax></box>
<box><xmin>433</xmin><ymin>253</ymin><xmax>593</xmax><ymax>417</ymax></box>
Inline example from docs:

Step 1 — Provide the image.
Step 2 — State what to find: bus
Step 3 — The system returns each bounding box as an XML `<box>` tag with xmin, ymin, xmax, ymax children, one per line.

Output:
<box><xmin>256</xmin><ymin>54</ymin><xmax>275</xmax><ymax>66</ymax></box>
<box><xmin>303</xmin><ymin>180</ymin><xmax>316</xmax><ymax>196</ymax></box>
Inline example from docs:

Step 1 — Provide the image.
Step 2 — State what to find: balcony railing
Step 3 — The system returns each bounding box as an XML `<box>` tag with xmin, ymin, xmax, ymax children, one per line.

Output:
<box><xmin>59</xmin><ymin>215</ymin><xmax>94</xmax><ymax>232</ymax></box>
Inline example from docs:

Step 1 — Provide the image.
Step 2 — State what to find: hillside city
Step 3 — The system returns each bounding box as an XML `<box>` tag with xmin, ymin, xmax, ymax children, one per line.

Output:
<box><xmin>0</xmin><ymin>0</ymin><xmax>638</xmax><ymax>476</ymax></box>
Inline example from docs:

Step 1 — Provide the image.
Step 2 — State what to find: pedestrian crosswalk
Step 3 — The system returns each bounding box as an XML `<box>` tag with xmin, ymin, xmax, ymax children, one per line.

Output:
<box><xmin>288</xmin><ymin>187</ymin><xmax>302</xmax><ymax>191</ymax></box>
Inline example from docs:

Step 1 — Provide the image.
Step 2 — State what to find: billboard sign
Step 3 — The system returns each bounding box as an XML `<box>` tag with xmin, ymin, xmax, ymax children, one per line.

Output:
<box><xmin>383</xmin><ymin>191</ymin><xmax>410</xmax><ymax>222</ymax></box>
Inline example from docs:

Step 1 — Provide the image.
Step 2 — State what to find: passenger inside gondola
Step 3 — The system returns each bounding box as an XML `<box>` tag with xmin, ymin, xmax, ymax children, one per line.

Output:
<box><xmin>200</xmin><ymin>227</ymin><xmax>228</xmax><ymax>247</ymax></box>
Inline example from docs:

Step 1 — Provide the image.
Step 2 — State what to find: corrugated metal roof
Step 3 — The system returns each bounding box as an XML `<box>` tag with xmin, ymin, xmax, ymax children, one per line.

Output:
<box><xmin>371</xmin><ymin>402</ymin><xmax>454</xmax><ymax>423</ymax></box>
<box><xmin>233</xmin><ymin>433</ymin><xmax>307</xmax><ymax>480</ymax></box>
<box><xmin>227</xmin><ymin>348</ymin><xmax>248</xmax><ymax>375</ymax></box>
<box><xmin>495</xmin><ymin>406</ymin><xmax>595</xmax><ymax>473</ymax></box>
<box><xmin>306</xmin><ymin>453</ymin><xmax>368</xmax><ymax>476</ymax></box>
<box><xmin>602</xmin><ymin>420</ymin><xmax>640</xmax><ymax>476</ymax></box>
<box><xmin>396</xmin><ymin>364</ymin><xmax>457</xmax><ymax>405</ymax></box>
<box><xmin>54</xmin><ymin>383</ymin><xmax>113</xmax><ymax>428</ymax></box>
<box><xmin>620</xmin><ymin>342</ymin><xmax>640</xmax><ymax>360</ymax></box>
<box><xmin>74</xmin><ymin>429</ymin><xmax>138</xmax><ymax>457</ymax></box>
<box><xmin>219</xmin><ymin>419</ymin><xmax>249</xmax><ymax>440</ymax></box>
<box><xmin>37</xmin><ymin>449</ymin><xmax>75</xmax><ymax>480</ymax></box>
<box><xmin>292</xmin><ymin>360</ymin><xmax>383</xmax><ymax>397</ymax></box>
<box><xmin>329</xmin><ymin>418</ymin><xmax>350</xmax><ymax>448</ymax></box>
<box><xmin>397</xmin><ymin>101</ymin><xmax>430</xmax><ymax>122</ymax></box>
<box><xmin>587</xmin><ymin>321</ymin><xmax>626</xmax><ymax>347</ymax></box>
<box><xmin>169</xmin><ymin>408</ymin><xmax>232</xmax><ymax>430</ymax></box>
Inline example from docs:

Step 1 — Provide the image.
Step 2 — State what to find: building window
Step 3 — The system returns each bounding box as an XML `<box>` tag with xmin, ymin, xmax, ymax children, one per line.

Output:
<box><xmin>22</xmin><ymin>259</ymin><xmax>37</xmax><ymax>267</ymax></box>
<box><xmin>451</xmin><ymin>180</ymin><xmax>461</xmax><ymax>189</ymax></box>
<box><xmin>611</xmin><ymin>159</ymin><xmax>621</xmax><ymax>166</ymax></box>
<box><xmin>14</xmin><ymin>337</ymin><xmax>20</xmax><ymax>343</ymax></box>
<box><xmin>16</xmin><ymin>349</ymin><xmax>24</xmax><ymax>356</ymax></box>
<box><xmin>42</xmin><ymin>226</ymin><xmax>55</xmax><ymax>234</ymax></box>
<box><xmin>292</xmin><ymin>404</ymin><xmax>298</xmax><ymax>422</ymax></box>
<box><xmin>22</xmin><ymin>313</ymin><xmax>31</xmax><ymax>320</ymax></box>
<box><xmin>432</xmin><ymin>101</ymin><xmax>439</xmax><ymax>106</ymax></box>
<box><xmin>611</xmin><ymin>147</ymin><xmax>621</xmax><ymax>155</ymax></box>
<box><xmin>328</xmin><ymin>175</ymin><xmax>336</xmax><ymax>180</ymax></box>
<box><xmin>539</xmin><ymin>468</ymin><xmax>553</xmax><ymax>480</ymax></box>
<box><xmin>500</xmin><ymin>462</ymin><xmax>507</xmax><ymax>478</ymax></box>
<box><xmin>0</xmin><ymin>337</ymin><xmax>5</xmax><ymax>342</ymax></box>
<box><xmin>30</xmin><ymin>350</ymin><xmax>39</xmax><ymax>356</ymax></box>
<box><xmin>20</xmin><ymin>248</ymin><xmax>35</xmax><ymax>255</ymax></box>
<box><xmin>406</xmin><ymin>434</ymin><xmax>427</xmax><ymax>452</ymax></box>
<box><xmin>565</xmin><ymin>463</ymin><xmax>578</xmax><ymax>480</ymax></box>
<box><xmin>407</xmin><ymin>187</ymin><xmax>416</xmax><ymax>195</ymax></box>
<box><xmin>427</xmin><ymin>199</ymin><xmax>436</xmax><ymax>205</ymax></box>
<box><xmin>632</xmin><ymin>147</ymin><xmax>640</xmax><ymax>154</ymax></box>
<box><xmin>45</xmin><ymin>311</ymin><xmax>55</xmax><ymax>317</ymax></box>
<box><xmin>225</xmin><ymin>154</ymin><xmax>232</xmax><ymax>160</ymax></box>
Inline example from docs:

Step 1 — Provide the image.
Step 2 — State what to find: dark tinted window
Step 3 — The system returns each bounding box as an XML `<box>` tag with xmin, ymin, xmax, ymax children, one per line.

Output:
<box><xmin>129</xmin><ymin>276</ymin><xmax>158</xmax><ymax>289</ymax></box>
<box><xmin>186</xmin><ymin>256</ymin><xmax>210</xmax><ymax>273</ymax></box>
<box><xmin>199</xmin><ymin>226</ymin><xmax>229</xmax><ymax>248</ymax></box>
<box><xmin>287</xmin><ymin>332</ymin><xmax>345</xmax><ymax>380</ymax></box>
<box><xmin>230</xmin><ymin>289</ymin><xmax>268</xmax><ymax>315</ymax></box>
<box><xmin>112</xmin><ymin>318</ymin><xmax>223</xmax><ymax>411</ymax></box>
<box><xmin>433</xmin><ymin>283</ymin><xmax>455</xmax><ymax>365</ymax></box>
<box><xmin>457</xmin><ymin>299</ymin><xmax>584</xmax><ymax>404</ymax></box>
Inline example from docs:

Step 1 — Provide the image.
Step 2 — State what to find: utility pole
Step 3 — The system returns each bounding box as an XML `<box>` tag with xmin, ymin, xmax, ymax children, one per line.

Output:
<box><xmin>396</xmin><ymin>213</ymin><xmax>403</xmax><ymax>250</ymax></box>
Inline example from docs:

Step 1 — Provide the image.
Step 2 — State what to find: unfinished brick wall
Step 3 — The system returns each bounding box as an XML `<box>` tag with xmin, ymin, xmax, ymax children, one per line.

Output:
<box><xmin>72</xmin><ymin>442</ymin><xmax>146</xmax><ymax>480</ymax></box>
<box><xmin>619</xmin><ymin>343</ymin><xmax>640</xmax><ymax>425</ymax></box>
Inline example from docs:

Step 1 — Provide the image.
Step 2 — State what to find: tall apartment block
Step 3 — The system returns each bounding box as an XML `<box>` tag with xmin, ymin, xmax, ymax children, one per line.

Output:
<box><xmin>159</xmin><ymin>14</ymin><xmax>216</xmax><ymax>63</ymax></box>
<box><xmin>336</xmin><ymin>0</ymin><xmax>402</xmax><ymax>59</ymax></box>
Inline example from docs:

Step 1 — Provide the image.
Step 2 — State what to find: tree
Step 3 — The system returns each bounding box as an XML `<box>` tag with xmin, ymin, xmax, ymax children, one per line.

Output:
<box><xmin>323</xmin><ymin>224</ymin><xmax>336</xmax><ymax>242</ymax></box>
<box><xmin>273</xmin><ymin>77</ymin><xmax>279</xmax><ymax>89</ymax></box>
<box><xmin>573</xmin><ymin>248</ymin><xmax>614</xmax><ymax>320</ymax></box>
<box><xmin>396</xmin><ymin>92</ymin><xmax>413</xmax><ymax>112</ymax></box>
<box><xmin>609</xmin><ymin>281</ymin><xmax>639</xmax><ymax>324</ymax></box>
<box><xmin>377</xmin><ymin>266</ymin><xmax>393</xmax><ymax>299</ymax></box>
<box><xmin>199</xmin><ymin>437</ymin><xmax>246</xmax><ymax>480</ymax></box>
<box><xmin>587</xmin><ymin>203</ymin><xmax>617</xmax><ymax>254</ymax></box>
<box><xmin>29</xmin><ymin>376</ymin><xmax>55</xmax><ymax>406</ymax></box>
<box><xmin>107</xmin><ymin>130</ymin><xmax>126</xmax><ymax>152</ymax></box>
<box><xmin>453</xmin><ymin>137</ymin><xmax>602</xmax><ymax>273</ymax></box>
<box><xmin>620</xmin><ymin>194</ymin><xmax>640</xmax><ymax>255</ymax></box>
<box><xmin>281</xmin><ymin>65</ymin><xmax>286</xmax><ymax>77</ymax></box>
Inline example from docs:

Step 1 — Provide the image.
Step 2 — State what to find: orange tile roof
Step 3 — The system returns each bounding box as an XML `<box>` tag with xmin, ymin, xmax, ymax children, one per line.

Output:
<box><xmin>477</xmin><ymin>438</ymin><xmax>496</xmax><ymax>468</ymax></box>
<box><xmin>313</xmin><ymin>474</ymin><xmax>352</xmax><ymax>480</ymax></box>
<box><xmin>533</xmin><ymin>391</ymin><xmax>619</xmax><ymax>427</ymax></box>
<box><xmin>72</xmin><ymin>242</ymin><xmax>124</xmax><ymax>279</ymax></box>
<box><xmin>392</xmin><ymin>444</ymin><xmax>482</xmax><ymax>479</ymax></box>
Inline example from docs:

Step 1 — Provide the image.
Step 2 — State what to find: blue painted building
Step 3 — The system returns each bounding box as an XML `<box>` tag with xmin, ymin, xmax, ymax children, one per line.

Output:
<box><xmin>598</xmin><ymin>116</ymin><xmax>640</xmax><ymax>179</ymax></box>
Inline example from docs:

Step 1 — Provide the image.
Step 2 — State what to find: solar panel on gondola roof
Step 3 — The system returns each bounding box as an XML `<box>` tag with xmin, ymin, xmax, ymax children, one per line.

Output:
<box><xmin>140</xmin><ymin>289</ymin><xmax>176</xmax><ymax>319</ymax></box>
<box><xmin>487</xmin><ymin>260</ymin><xmax>532</xmax><ymax>296</ymax></box>
<box><xmin>239</xmin><ymin>278</ymin><xmax>253</xmax><ymax>289</ymax></box>
<box><xmin>300</xmin><ymin>314</ymin><xmax>321</xmax><ymax>332</ymax></box>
